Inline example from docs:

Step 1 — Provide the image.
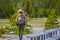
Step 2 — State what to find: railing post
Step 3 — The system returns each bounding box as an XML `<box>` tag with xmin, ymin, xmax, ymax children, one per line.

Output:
<box><xmin>44</xmin><ymin>35</ymin><xmax>45</xmax><ymax>40</ymax></box>
<box><xmin>31</xmin><ymin>38</ymin><xmax>33</xmax><ymax>40</ymax></box>
<box><xmin>41</xmin><ymin>35</ymin><xmax>43</xmax><ymax>40</ymax></box>
<box><xmin>52</xmin><ymin>31</ymin><xmax>55</xmax><ymax>36</ymax></box>
<box><xmin>34</xmin><ymin>37</ymin><xmax>36</xmax><ymax>40</ymax></box>
<box><xmin>56</xmin><ymin>31</ymin><xmax>57</xmax><ymax>35</ymax></box>
<box><xmin>40</xmin><ymin>35</ymin><xmax>45</xmax><ymax>40</ymax></box>
<box><xmin>57</xmin><ymin>30</ymin><xmax>59</xmax><ymax>35</ymax></box>
<box><xmin>46</xmin><ymin>34</ymin><xmax>48</xmax><ymax>39</ymax></box>
<box><xmin>48</xmin><ymin>32</ymin><xmax>52</xmax><ymax>37</ymax></box>
<box><xmin>58</xmin><ymin>29</ymin><xmax>60</xmax><ymax>34</ymax></box>
<box><xmin>37</xmin><ymin>36</ymin><xmax>40</xmax><ymax>40</ymax></box>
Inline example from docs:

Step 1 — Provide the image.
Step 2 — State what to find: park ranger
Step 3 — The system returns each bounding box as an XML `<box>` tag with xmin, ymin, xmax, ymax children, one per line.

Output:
<box><xmin>16</xmin><ymin>9</ymin><xmax>26</xmax><ymax>40</ymax></box>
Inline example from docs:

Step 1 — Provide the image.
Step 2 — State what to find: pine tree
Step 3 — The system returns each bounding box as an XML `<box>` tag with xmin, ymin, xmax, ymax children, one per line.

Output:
<box><xmin>44</xmin><ymin>9</ymin><xmax>59</xmax><ymax>30</ymax></box>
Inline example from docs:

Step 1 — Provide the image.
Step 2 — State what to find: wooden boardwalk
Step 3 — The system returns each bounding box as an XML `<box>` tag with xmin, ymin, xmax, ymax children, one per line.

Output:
<box><xmin>8</xmin><ymin>35</ymin><xmax>30</xmax><ymax>40</ymax></box>
<box><xmin>9</xmin><ymin>28</ymin><xmax>60</xmax><ymax>40</ymax></box>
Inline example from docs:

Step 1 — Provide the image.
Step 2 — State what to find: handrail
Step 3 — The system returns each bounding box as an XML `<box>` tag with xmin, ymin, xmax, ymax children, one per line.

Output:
<box><xmin>27</xmin><ymin>28</ymin><xmax>60</xmax><ymax>40</ymax></box>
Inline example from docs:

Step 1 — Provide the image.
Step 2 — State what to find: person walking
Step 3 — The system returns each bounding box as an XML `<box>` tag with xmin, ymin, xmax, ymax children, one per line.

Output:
<box><xmin>16</xmin><ymin>9</ymin><xmax>26</xmax><ymax>40</ymax></box>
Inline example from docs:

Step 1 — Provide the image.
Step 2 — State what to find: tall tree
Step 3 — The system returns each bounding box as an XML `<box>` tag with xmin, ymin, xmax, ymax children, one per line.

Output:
<box><xmin>0</xmin><ymin>0</ymin><xmax>18</xmax><ymax>18</ymax></box>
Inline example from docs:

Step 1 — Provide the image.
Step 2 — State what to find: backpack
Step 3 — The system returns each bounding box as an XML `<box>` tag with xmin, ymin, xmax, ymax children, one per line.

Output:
<box><xmin>16</xmin><ymin>14</ymin><xmax>22</xmax><ymax>23</ymax></box>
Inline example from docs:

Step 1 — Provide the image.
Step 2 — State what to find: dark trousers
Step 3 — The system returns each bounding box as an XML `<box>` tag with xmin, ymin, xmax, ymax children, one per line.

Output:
<box><xmin>18</xmin><ymin>23</ymin><xmax>25</xmax><ymax>40</ymax></box>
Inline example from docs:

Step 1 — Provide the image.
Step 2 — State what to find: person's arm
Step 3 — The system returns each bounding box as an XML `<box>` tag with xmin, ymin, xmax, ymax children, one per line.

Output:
<box><xmin>15</xmin><ymin>17</ymin><xmax>18</xmax><ymax>23</ymax></box>
<box><xmin>23</xmin><ymin>14</ymin><xmax>31</xmax><ymax>22</ymax></box>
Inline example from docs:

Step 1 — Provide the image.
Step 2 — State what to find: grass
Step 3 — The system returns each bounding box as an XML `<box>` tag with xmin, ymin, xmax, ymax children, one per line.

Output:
<box><xmin>0</xmin><ymin>18</ymin><xmax>60</xmax><ymax>28</ymax></box>
<box><xmin>27</xmin><ymin>18</ymin><xmax>46</xmax><ymax>28</ymax></box>
<box><xmin>0</xmin><ymin>18</ymin><xmax>60</xmax><ymax>35</ymax></box>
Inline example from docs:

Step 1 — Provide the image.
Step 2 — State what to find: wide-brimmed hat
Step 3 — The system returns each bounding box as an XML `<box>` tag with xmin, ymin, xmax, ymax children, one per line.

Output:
<box><xmin>18</xmin><ymin>9</ymin><xmax>24</xmax><ymax>13</ymax></box>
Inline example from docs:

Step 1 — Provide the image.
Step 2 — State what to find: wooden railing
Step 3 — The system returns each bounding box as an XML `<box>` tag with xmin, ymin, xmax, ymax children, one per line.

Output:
<box><xmin>27</xmin><ymin>28</ymin><xmax>60</xmax><ymax>40</ymax></box>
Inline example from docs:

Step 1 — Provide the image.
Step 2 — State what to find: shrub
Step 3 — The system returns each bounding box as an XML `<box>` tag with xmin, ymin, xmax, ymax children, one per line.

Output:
<box><xmin>44</xmin><ymin>9</ymin><xmax>59</xmax><ymax>30</ymax></box>
<box><xmin>0</xmin><ymin>28</ymin><xmax>5</xmax><ymax>37</ymax></box>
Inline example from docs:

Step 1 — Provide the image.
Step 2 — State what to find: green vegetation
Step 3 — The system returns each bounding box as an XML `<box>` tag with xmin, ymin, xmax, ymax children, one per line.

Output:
<box><xmin>0</xmin><ymin>0</ymin><xmax>60</xmax><ymax>18</ymax></box>
<box><xmin>0</xmin><ymin>0</ymin><xmax>17</xmax><ymax>18</ymax></box>
<box><xmin>45</xmin><ymin>9</ymin><xmax>59</xmax><ymax>30</ymax></box>
<box><xmin>0</xmin><ymin>0</ymin><xmax>60</xmax><ymax>37</ymax></box>
<box><xmin>0</xmin><ymin>28</ymin><xmax>4</xmax><ymax>37</ymax></box>
<box><xmin>0</xmin><ymin>18</ymin><xmax>60</xmax><ymax>36</ymax></box>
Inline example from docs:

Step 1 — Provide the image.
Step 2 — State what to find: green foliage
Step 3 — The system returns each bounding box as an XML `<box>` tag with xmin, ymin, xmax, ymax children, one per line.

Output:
<box><xmin>13</xmin><ymin>27</ymin><xmax>19</xmax><ymax>35</ymax></box>
<box><xmin>44</xmin><ymin>9</ymin><xmax>59</xmax><ymax>30</ymax></box>
<box><xmin>21</xmin><ymin>0</ymin><xmax>60</xmax><ymax>18</ymax></box>
<box><xmin>23</xmin><ymin>26</ymin><xmax>32</xmax><ymax>34</ymax></box>
<box><xmin>38</xmin><ymin>8</ymin><xmax>45</xmax><ymax>17</ymax></box>
<box><xmin>0</xmin><ymin>0</ymin><xmax>60</xmax><ymax>18</ymax></box>
<box><xmin>0</xmin><ymin>28</ymin><xmax>4</xmax><ymax>37</ymax></box>
<box><xmin>9</xmin><ymin>13</ymin><xmax>17</xmax><ymax>27</ymax></box>
<box><xmin>0</xmin><ymin>0</ymin><xmax>17</xmax><ymax>18</ymax></box>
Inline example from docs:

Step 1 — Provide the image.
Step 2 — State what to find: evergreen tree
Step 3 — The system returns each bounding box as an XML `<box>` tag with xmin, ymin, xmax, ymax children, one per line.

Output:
<box><xmin>44</xmin><ymin>9</ymin><xmax>59</xmax><ymax>30</ymax></box>
<box><xmin>0</xmin><ymin>0</ymin><xmax>17</xmax><ymax>18</ymax></box>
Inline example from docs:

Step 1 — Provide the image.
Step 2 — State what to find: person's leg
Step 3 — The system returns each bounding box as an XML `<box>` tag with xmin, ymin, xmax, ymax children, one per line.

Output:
<box><xmin>18</xmin><ymin>25</ymin><xmax>22</xmax><ymax>40</ymax></box>
<box><xmin>20</xmin><ymin>23</ymin><xmax>25</xmax><ymax>40</ymax></box>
